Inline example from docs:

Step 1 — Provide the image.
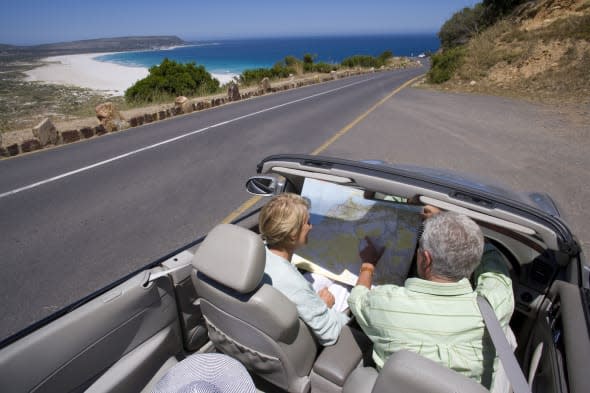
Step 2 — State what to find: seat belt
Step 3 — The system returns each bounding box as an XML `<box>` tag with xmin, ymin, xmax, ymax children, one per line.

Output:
<box><xmin>477</xmin><ymin>296</ymin><xmax>532</xmax><ymax>393</ymax></box>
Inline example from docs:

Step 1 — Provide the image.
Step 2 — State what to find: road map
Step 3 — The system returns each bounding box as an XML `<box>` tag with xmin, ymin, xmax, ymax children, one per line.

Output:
<box><xmin>295</xmin><ymin>179</ymin><xmax>422</xmax><ymax>288</ymax></box>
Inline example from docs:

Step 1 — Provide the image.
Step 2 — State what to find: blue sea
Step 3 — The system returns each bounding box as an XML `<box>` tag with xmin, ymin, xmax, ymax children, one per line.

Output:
<box><xmin>96</xmin><ymin>34</ymin><xmax>439</xmax><ymax>82</ymax></box>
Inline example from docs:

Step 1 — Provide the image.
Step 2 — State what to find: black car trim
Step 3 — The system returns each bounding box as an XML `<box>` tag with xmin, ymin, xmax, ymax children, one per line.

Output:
<box><xmin>257</xmin><ymin>154</ymin><xmax>580</xmax><ymax>257</ymax></box>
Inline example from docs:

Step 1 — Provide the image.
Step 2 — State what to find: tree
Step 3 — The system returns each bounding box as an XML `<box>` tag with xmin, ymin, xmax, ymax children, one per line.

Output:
<box><xmin>438</xmin><ymin>4</ymin><xmax>489</xmax><ymax>49</ymax></box>
<box><xmin>483</xmin><ymin>0</ymin><xmax>525</xmax><ymax>18</ymax></box>
<box><xmin>378</xmin><ymin>50</ymin><xmax>393</xmax><ymax>63</ymax></box>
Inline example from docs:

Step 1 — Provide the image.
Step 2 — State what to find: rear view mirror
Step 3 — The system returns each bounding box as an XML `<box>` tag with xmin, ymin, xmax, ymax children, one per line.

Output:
<box><xmin>245</xmin><ymin>175</ymin><xmax>286</xmax><ymax>196</ymax></box>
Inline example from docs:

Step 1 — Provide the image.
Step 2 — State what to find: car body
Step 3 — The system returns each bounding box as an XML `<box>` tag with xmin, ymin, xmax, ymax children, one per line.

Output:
<box><xmin>0</xmin><ymin>154</ymin><xmax>588</xmax><ymax>393</ymax></box>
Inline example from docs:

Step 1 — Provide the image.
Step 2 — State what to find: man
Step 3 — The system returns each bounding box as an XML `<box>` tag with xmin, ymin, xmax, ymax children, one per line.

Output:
<box><xmin>348</xmin><ymin>211</ymin><xmax>514</xmax><ymax>390</ymax></box>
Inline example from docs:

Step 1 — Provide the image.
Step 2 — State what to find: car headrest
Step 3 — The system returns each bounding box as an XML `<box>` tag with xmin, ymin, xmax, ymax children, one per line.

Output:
<box><xmin>192</xmin><ymin>224</ymin><xmax>266</xmax><ymax>293</ymax></box>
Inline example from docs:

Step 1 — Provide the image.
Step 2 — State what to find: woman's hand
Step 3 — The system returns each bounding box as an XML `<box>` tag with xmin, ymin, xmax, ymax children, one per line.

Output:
<box><xmin>318</xmin><ymin>287</ymin><xmax>335</xmax><ymax>308</ymax></box>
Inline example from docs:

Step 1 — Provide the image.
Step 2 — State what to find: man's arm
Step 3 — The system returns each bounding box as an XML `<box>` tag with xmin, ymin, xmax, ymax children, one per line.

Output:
<box><xmin>474</xmin><ymin>244</ymin><xmax>515</xmax><ymax>326</ymax></box>
<box><xmin>355</xmin><ymin>236</ymin><xmax>385</xmax><ymax>288</ymax></box>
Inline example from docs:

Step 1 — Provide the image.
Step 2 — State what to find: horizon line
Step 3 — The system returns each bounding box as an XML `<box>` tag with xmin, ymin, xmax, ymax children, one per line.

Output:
<box><xmin>2</xmin><ymin>31</ymin><xmax>439</xmax><ymax>47</ymax></box>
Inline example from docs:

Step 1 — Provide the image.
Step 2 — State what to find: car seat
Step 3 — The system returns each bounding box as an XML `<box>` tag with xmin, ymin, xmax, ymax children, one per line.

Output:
<box><xmin>191</xmin><ymin>224</ymin><xmax>320</xmax><ymax>393</ymax></box>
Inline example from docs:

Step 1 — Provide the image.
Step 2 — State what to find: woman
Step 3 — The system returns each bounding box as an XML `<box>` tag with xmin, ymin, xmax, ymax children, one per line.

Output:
<box><xmin>259</xmin><ymin>193</ymin><xmax>349</xmax><ymax>345</ymax></box>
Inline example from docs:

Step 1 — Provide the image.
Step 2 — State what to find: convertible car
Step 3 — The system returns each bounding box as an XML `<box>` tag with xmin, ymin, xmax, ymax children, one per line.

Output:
<box><xmin>0</xmin><ymin>154</ymin><xmax>588</xmax><ymax>393</ymax></box>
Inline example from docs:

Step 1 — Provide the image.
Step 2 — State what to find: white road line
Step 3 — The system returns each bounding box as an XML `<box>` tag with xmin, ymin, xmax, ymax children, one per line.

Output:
<box><xmin>0</xmin><ymin>76</ymin><xmax>377</xmax><ymax>199</ymax></box>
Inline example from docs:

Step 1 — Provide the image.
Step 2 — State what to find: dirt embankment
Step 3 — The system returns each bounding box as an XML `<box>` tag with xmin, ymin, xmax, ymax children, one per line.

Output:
<box><xmin>429</xmin><ymin>0</ymin><xmax>590</xmax><ymax>109</ymax></box>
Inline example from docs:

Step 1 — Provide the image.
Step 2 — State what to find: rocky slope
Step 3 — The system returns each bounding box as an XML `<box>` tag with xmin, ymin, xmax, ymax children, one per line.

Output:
<box><xmin>437</xmin><ymin>0</ymin><xmax>590</xmax><ymax>105</ymax></box>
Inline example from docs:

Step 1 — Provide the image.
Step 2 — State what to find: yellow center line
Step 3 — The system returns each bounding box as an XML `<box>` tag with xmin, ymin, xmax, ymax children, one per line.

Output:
<box><xmin>221</xmin><ymin>74</ymin><xmax>424</xmax><ymax>224</ymax></box>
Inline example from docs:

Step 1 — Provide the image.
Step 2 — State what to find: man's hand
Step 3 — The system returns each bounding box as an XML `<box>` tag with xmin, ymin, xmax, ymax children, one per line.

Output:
<box><xmin>359</xmin><ymin>236</ymin><xmax>385</xmax><ymax>266</ymax></box>
<box><xmin>422</xmin><ymin>205</ymin><xmax>442</xmax><ymax>220</ymax></box>
<box><xmin>318</xmin><ymin>287</ymin><xmax>335</xmax><ymax>308</ymax></box>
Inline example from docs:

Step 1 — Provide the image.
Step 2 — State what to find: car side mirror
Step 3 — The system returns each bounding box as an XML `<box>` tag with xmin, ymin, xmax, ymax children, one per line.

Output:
<box><xmin>245</xmin><ymin>175</ymin><xmax>286</xmax><ymax>196</ymax></box>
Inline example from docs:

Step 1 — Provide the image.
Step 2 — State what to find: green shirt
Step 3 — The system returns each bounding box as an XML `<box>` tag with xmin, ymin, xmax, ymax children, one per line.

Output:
<box><xmin>348</xmin><ymin>245</ymin><xmax>514</xmax><ymax>387</ymax></box>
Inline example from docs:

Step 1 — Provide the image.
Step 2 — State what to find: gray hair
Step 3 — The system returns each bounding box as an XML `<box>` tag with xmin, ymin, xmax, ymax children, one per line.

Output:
<box><xmin>419</xmin><ymin>212</ymin><xmax>484</xmax><ymax>280</ymax></box>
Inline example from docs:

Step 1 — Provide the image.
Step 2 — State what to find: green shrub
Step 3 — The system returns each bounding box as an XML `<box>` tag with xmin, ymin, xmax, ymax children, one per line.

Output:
<box><xmin>239</xmin><ymin>68</ymin><xmax>276</xmax><ymax>85</ymax></box>
<box><xmin>378</xmin><ymin>50</ymin><xmax>393</xmax><ymax>63</ymax></box>
<box><xmin>125</xmin><ymin>58</ymin><xmax>220</xmax><ymax>102</ymax></box>
<box><xmin>303</xmin><ymin>53</ymin><xmax>318</xmax><ymax>72</ymax></box>
<box><xmin>428</xmin><ymin>47</ymin><xmax>466</xmax><ymax>84</ymax></box>
<box><xmin>341</xmin><ymin>51</ymin><xmax>392</xmax><ymax>68</ymax></box>
<box><xmin>239</xmin><ymin>62</ymin><xmax>295</xmax><ymax>85</ymax></box>
<box><xmin>240</xmin><ymin>51</ymin><xmax>382</xmax><ymax>85</ymax></box>
<box><xmin>313</xmin><ymin>62</ymin><xmax>338</xmax><ymax>73</ymax></box>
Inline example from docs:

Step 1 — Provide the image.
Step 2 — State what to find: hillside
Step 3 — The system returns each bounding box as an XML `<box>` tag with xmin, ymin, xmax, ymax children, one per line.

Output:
<box><xmin>430</xmin><ymin>0</ymin><xmax>590</xmax><ymax>105</ymax></box>
<box><xmin>0</xmin><ymin>36</ymin><xmax>187</xmax><ymax>57</ymax></box>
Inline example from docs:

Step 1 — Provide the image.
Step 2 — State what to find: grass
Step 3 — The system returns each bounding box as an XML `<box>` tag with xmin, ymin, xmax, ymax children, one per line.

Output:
<box><xmin>458</xmin><ymin>21</ymin><xmax>525</xmax><ymax>80</ymax></box>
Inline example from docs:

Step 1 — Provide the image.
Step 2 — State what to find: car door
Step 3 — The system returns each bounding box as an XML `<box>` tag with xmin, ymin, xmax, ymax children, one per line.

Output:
<box><xmin>0</xmin><ymin>267</ymin><xmax>184</xmax><ymax>393</ymax></box>
<box><xmin>522</xmin><ymin>252</ymin><xmax>590</xmax><ymax>393</ymax></box>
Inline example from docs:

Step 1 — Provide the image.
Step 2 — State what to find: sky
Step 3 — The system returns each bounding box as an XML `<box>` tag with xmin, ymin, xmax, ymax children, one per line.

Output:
<box><xmin>0</xmin><ymin>0</ymin><xmax>480</xmax><ymax>46</ymax></box>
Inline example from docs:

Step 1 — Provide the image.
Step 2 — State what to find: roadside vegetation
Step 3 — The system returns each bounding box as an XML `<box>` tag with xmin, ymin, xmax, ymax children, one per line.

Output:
<box><xmin>1</xmin><ymin>50</ymin><xmax>403</xmax><ymax>134</ymax></box>
<box><xmin>427</xmin><ymin>0</ymin><xmax>590</xmax><ymax>104</ymax></box>
<box><xmin>238</xmin><ymin>51</ymin><xmax>393</xmax><ymax>86</ymax></box>
<box><xmin>125</xmin><ymin>59</ymin><xmax>221</xmax><ymax>103</ymax></box>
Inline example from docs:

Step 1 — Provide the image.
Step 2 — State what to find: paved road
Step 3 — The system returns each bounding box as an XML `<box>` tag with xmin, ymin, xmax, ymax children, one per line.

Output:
<box><xmin>0</xmin><ymin>67</ymin><xmax>424</xmax><ymax>341</ymax></box>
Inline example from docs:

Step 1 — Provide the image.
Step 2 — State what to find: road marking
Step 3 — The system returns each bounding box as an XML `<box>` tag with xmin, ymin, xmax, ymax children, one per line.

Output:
<box><xmin>221</xmin><ymin>73</ymin><xmax>424</xmax><ymax>224</ymax></box>
<box><xmin>0</xmin><ymin>77</ymin><xmax>374</xmax><ymax>200</ymax></box>
<box><xmin>311</xmin><ymin>75</ymin><xmax>423</xmax><ymax>155</ymax></box>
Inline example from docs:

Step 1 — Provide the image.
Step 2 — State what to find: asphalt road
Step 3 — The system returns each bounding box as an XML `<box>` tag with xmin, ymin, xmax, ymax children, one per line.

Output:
<box><xmin>2</xmin><ymin>66</ymin><xmax>588</xmax><ymax>343</ymax></box>
<box><xmin>0</xmin><ymin>67</ymin><xmax>425</xmax><ymax>341</ymax></box>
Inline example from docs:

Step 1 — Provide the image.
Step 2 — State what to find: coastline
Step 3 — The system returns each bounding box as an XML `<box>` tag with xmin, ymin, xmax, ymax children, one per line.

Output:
<box><xmin>24</xmin><ymin>52</ymin><xmax>238</xmax><ymax>96</ymax></box>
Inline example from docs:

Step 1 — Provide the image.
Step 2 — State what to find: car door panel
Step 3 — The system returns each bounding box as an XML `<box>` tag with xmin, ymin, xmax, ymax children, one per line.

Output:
<box><xmin>0</xmin><ymin>272</ymin><xmax>182</xmax><ymax>393</ymax></box>
<box><xmin>524</xmin><ymin>279</ymin><xmax>590</xmax><ymax>393</ymax></box>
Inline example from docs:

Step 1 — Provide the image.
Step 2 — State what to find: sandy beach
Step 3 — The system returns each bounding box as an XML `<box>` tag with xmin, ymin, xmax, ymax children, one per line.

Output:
<box><xmin>25</xmin><ymin>53</ymin><xmax>237</xmax><ymax>96</ymax></box>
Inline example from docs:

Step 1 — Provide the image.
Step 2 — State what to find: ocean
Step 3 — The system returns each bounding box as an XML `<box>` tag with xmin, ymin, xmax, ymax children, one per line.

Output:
<box><xmin>96</xmin><ymin>34</ymin><xmax>439</xmax><ymax>81</ymax></box>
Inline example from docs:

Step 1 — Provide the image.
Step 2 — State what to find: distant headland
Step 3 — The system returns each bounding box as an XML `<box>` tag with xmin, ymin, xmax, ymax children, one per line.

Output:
<box><xmin>0</xmin><ymin>36</ymin><xmax>188</xmax><ymax>57</ymax></box>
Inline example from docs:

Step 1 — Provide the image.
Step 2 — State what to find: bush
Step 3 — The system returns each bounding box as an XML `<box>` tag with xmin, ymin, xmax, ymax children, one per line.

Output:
<box><xmin>125</xmin><ymin>58</ymin><xmax>220</xmax><ymax>102</ymax></box>
<box><xmin>239</xmin><ymin>68</ymin><xmax>276</xmax><ymax>85</ymax></box>
<box><xmin>239</xmin><ymin>51</ymin><xmax>380</xmax><ymax>85</ymax></box>
<box><xmin>378</xmin><ymin>50</ymin><xmax>393</xmax><ymax>63</ymax></box>
<box><xmin>341</xmin><ymin>51</ymin><xmax>392</xmax><ymax>68</ymax></box>
<box><xmin>427</xmin><ymin>47</ymin><xmax>466</xmax><ymax>84</ymax></box>
<box><xmin>313</xmin><ymin>62</ymin><xmax>339</xmax><ymax>73</ymax></box>
<box><xmin>239</xmin><ymin>60</ymin><xmax>295</xmax><ymax>85</ymax></box>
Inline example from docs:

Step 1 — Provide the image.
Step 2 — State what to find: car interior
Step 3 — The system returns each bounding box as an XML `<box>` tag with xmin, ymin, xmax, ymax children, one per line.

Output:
<box><xmin>0</xmin><ymin>157</ymin><xmax>588</xmax><ymax>393</ymax></box>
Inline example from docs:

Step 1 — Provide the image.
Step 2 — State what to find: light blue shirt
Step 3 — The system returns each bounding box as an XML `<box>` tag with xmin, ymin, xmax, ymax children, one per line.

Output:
<box><xmin>264</xmin><ymin>248</ymin><xmax>350</xmax><ymax>345</ymax></box>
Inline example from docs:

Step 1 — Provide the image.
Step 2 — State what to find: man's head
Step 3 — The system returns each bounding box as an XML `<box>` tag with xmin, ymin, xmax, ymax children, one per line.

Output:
<box><xmin>259</xmin><ymin>193</ymin><xmax>311</xmax><ymax>250</ymax></box>
<box><xmin>417</xmin><ymin>212</ymin><xmax>484</xmax><ymax>282</ymax></box>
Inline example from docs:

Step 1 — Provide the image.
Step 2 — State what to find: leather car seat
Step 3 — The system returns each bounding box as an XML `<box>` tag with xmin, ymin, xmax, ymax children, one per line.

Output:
<box><xmin>192</xmin><ymin>224</ymin><xmax>320</xmax><ymax>393</ymax></box>
<box><xmin>343</xmin><ymin>350</ymin><xmax>489</xmax><ymax>393</ymax></box>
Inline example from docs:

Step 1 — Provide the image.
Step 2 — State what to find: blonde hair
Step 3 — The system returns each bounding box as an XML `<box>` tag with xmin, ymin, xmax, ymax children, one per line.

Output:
<box><xmin>259</xmin><ymin>193</ymin><xmax>309</xmax><ymax>249</ymax></box>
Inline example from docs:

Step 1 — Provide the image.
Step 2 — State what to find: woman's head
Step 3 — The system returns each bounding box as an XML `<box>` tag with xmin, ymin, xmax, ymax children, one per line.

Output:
<box><xmin>259</xmin><ymin>193</ymin><xmax>311</xmax><ymax>250</ymax></box>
